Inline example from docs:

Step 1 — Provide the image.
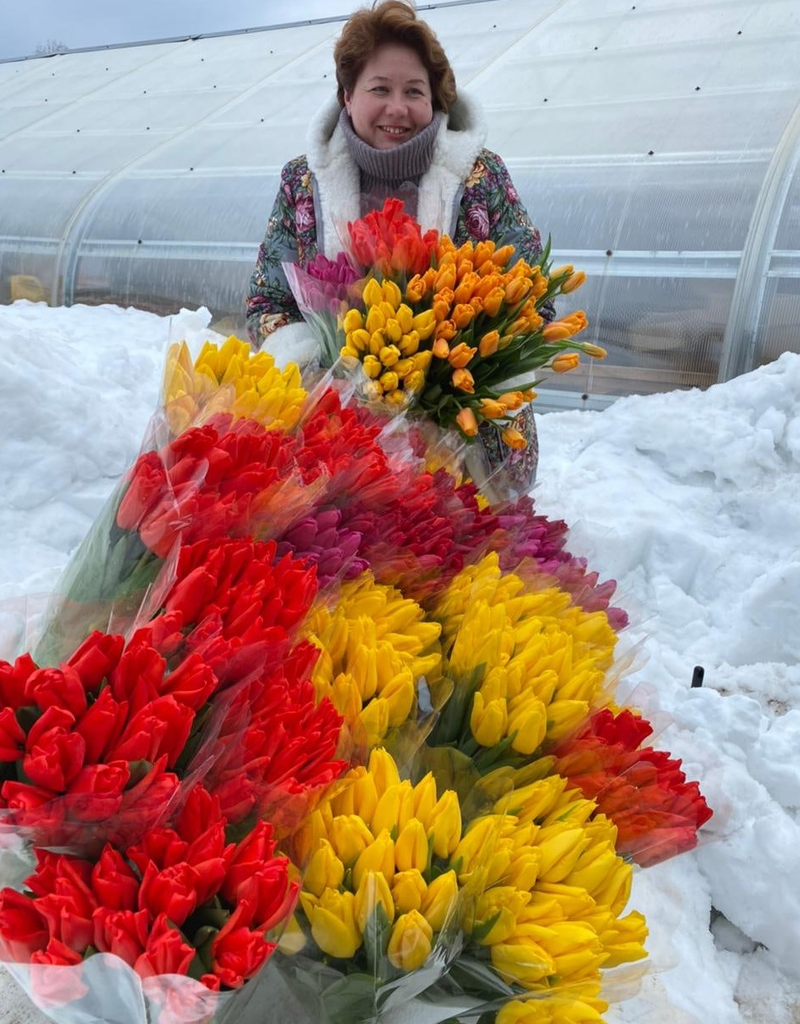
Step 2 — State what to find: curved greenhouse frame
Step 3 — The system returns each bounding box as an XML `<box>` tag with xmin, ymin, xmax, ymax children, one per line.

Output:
<box><xmin>2</xmin><ymin>0</ymin><xmax>799</xmax><ymax>408</ymax></box>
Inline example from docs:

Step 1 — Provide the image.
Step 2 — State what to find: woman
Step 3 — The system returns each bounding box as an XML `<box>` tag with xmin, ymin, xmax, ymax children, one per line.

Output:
<box><xmin>246</xmin><ymin>0</ymin><xmax>542</xmax><ymax>493</ymax></box>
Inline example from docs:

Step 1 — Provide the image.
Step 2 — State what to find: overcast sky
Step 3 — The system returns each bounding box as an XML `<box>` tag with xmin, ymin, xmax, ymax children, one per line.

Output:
<box><xmin>0</xmin><ymin>0</ymin><xmax>358</xmax><ymax>61</ymax></box>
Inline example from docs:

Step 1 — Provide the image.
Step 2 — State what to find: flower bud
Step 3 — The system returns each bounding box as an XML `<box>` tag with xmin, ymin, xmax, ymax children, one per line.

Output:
<box><xmin>447</xmin><ymin>342</ymin><xmax>477</xmax><ymax>368</ymax></box>
<box><xmin>478</xmin><ymin>330</ymin><xmax>500</xmax><ymax>357</ymax></box>
<box><xmin>500</xmin><ymin>427</ymin><xmax>527</xmax><ymax>450</ymax></box>
<box><xmin>551</xmin><ymin>352</ymin><xmax>581</xmax><ymax>374</ymax></box>
<box><xmin>362</xmin><ymin>278</ymin><xmax>383</xmax><ymax>307</ymax></box>
<box><xmin>385</xmin><ymin>320</ymin><xmax>403</xmax><ymax>344</ymax></box>
<box><xmin>387</xmin><ymin>910</ymin><xmax>433</xmax><ymax>972</ymax></box>
<box><xmin>427</xmin><ymin>790</ymin><xmax>462</xmax><ymax>859</ymax></box>
<box><xmin>395</xmin><ymin>818</ymin><xmax>430</xmax><ymax>873</ymax></box>
<box><xmin>301</xmin><ymin>889</ymin><xmax>361</xmax><ymax>959</ymax></box>
<box><xmin>379</xmin><ymin>344</ymin><xmax>401</xmax><ymax>367</ymax></box>
<box><xmin>420</xmin><ymin>870</ymin><xmax>459</xmax><ymax>931</ymax></box>
<box><xmin>348</xmin><ymin>328</ymin><xmax>371</xmax><ymax>352</ymax></box>
<box><xmin>367</xmin><ymin>748</ymin><xmax>401</xmax><ymax>794</ymax></box>
<box><xmin>329</xmin><ymin>814</ymin><xmax>374</xmax><ymax>866</ymax></box>
<box><xmin>382</xmin><ymin>280</ymin><xmax>402</xmax><ymax>307</ymax></box>
<box><xmin>372</xmin><ymin>780</ymin><xmax>415</xmax><ymax>836</ymax></box>
<box><xmin>399</xmin><ymin>331</ymin><xmax>420</xmax><ymax>356</ymax></box>
<box><xmin>452</xmin><ymin>368</ymin><xmax>475</xmax><ymax>393</ymax></box>
<box><xmin>581</xmin><ymin>343</ymin><xmax>607</xmax><ymax>359</ymax></box>
<box><xmin>542</xmin><ymin>322</ymin><xmax>573</xmax><ymax>342</ymax></box>
<box><xmin>354</xmin><ymin>870</ymin><xmax>395</xmax><ymax>932</ymax></box>
<box><xmin>379</xmin><ymin>371</ymin><xmax>399</xmax><ymax>393</ymax></box>
<box><xmin>304</xmin><ymin>839</ymin><xmax>345</xmax><ymax>897</ymax></box>
<box><xmin>470</xmin><ymin>691</ymin><xmax>508</xmax><ymax>747</ymax></box>
<box><xmin>342</xmin><ymin>309</ymin><xmax>364</xmax><ymax>333</ymax></box>
<box><xmin>455</xmin><ymin>407</ymin><xmax>478</xmax><ymax>437</ymax></box>
<box><xmin>560</xmin><ymin>270</ymin><xmax>586</xmax><ymax>293</ymax></box>
<box><xmin>479</xmin><ymin>398</ymin><xmax>506</xmax><ymax>419</ymax></box>
<box><xmin>362</xmin><ymin>355</ymin><xmax>382</xmax><ymax>379</ymax></box>
<box><xmin>352</xmin><ymin>828</ymin><xmax>396</xmax><ymax>890</ymax></box>
<box><xmin>432</xmin><ymin>338</ymin><xmax>450</xmax><ymax>360</ymax></box>
<box><xmin>412</xmin><ymin>309</ymin><xmax>437</xmax><ymax>340</ymax></box>
<box><xmin>392</xmin><ymin>868</ymin><xmax>427</xmax><ymax>913</ymax></box>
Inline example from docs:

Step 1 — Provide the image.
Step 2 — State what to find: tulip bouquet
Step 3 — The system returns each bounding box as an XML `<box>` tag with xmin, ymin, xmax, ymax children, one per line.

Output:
<box><xmin>284</xmin><ymin>197</ymin><xmax>603</xmax><ymax>450</ymax></box>
<box><xmin>0</xmin><ymin>333</ymin><xmax>711</xmax><ymax>1024</ymax></box>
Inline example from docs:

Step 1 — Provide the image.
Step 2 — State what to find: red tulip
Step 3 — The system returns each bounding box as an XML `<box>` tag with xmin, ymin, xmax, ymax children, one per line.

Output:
<box><xmin>0</xmin><ymin>889</ymin><xmax>49</xmax><ymax>961</ymax></box>
<box><xmin>134</xmin><ymin>913</ymin><xmax>195</xmax><ymax>979</ymax></box>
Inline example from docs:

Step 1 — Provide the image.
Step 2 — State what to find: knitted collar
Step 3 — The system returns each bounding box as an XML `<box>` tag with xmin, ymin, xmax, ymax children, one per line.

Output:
<box><xmin>338</xmin><ymin>107</ymin><xmax>446</xmax><ymax>185</ymax></box>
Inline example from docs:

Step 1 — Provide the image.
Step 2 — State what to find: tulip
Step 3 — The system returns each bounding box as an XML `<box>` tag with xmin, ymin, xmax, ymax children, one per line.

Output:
<box><xmin>372</xmin><ymin>780</ymin><xmax>415</xmax><ymax>836</ymax></box>
<box><xmin>470</xmin><ymin>692</ymin><xmax>508</xmax><ymax>747</ymax></box>
<box><xmin>329</xmin><ymin>814</ymin><xmax>374</xmax><ymax>866</ymax></box>
<box><xmin>384</xmin><ymin>319</ymin><xmax>403</xmax><ymax>344</ymax></box>
<box><xmin>404</xmin><ymin>370</ymin><xmax>425</xmax><ymax>393</ymax></box>
<box><xmin>435</xmin><ymin>319</ymin><xmax>457</xmax><ymax>343</ymax></box>
<box><xmin>447</xmin><ymin>343</ymin><xmax>477</xmax><ymax>368</ymax></box>
<box><xmin>367</xmin><ymin>747</ymin><xmax>401</xmax><ymax>793</ymax></box>
<box><xmin>342</xmin><ymin>308</ymin><xmax>364</xmax><ymax>333</ymax></box>
<box><xmin>500</xmin><ymin>427</ymin><xmax>526</xmax><ymax>450</ymax></box>
<box><xmin>507</xmin><ymin>697</ymin><xmax>547</xmax><ymax>755</ymax></box>
<box><xmin>395</xmin><ymin>819</ymin><xmax>429</xmax><ymax>873</ymax></box>
<box><xmin>561</xmin><ymin>270</ymin><xmax>586</xmax><ymax>293</ymax></box>
<box><xmin>405</xmin><ymin>275</ymin><xmax>428</xmax><ymax>303</ymax></box>
<box><xmin>491</xmin><ymin>245</ymin><xmax>514</xmax><ymax>267</ymax></box>
<box><xmin>387</xmin><ymin>910</ymin><xmax>433</xmax><ymax>971</ymax></box>
<box><xmin>474</xmin><ymin>886</ymin><xmax>531</xmax><ymax>945</ymax></box>
<box><xmin>412</xmin><ymin>309</ymin><xmax>437</xmax><ymax>339</ymax></box>
<box><xmin>505</xmin><ymin>277</ymin><xmax>533</xmax><ymax>305</ymax></box>
<box><xmin>549</xmin><ymin>264</ymin><xmax>574</xmax><ymax>279</ymax></box>
<box><xmin>482</xmin><ymin>287</ymin><xmax>506</xmax><ymax>317</ymax></box>
<box><xmin>426</xmin><ymin>790</ymin><xmax>462</xmax><ymax>859</ymax></box>
<box><xmin>455</xmin><ymin>407</ymin><xmax>478</xmax><ymax>438</ymax></box>
<box><xmin>581</xmin><ymin>342</ymin><xmax>607</xmax><ymax>358</ymax></box>
<box><xmin>432</xmin><ymin>338</ymin><xmax>450</xmax><ymax>359</ymax></box>
<box><xmin>379</xmin><ymin>371</ymin><xmax>400</xmax><ymax>393</ymax></box>
<box><xmin>391</xmin><ymin>868</ymin><xmax>427</xmax><ymax>913</ymax></box>
<box><xmin>536</xmin><ymin>825</ymin><xmax>590</xmax><ymax>884</ymax></box>
<box><xmin>491</xmin><ymin>936</ymin><xmax>554</xmax><ymax>986</ymax></box>
<box><xmin>362</xmin><ymin>278</ymin><xmax>384</xmax><ymax>307</ymax></box>
<box><xmin>479</xmin><ymin>398</ymin><xmax>506</xmax><ymax>419</ymax></box>
<box><xmin>354</xmin><ymin>870</ymin><xmax>395</xmax><ymax>932</ymax></box>
<box><xmin>301</xmin><ymin>889</ymin><xmax>361</xmax><ymax>959</ymax></box>
<box><xmin>304</xmin><ymin>840</ymin><xmax>345</xmax><ymax>897</ymax></box>
<box><xmin>399</xmin><ymin>331</ymin><xmax>420</xmax><ymax>356</ymax></box>
<box><xmin>478</xmin><ymin>330</ymin><xmax>500</xmax><ymax>357</ymax></box>
<box><xmin>420</xmin><ymin>869</ymin><xmax>459</xmax><ymax>931</ymax></box>
<box><xmin>352</xmin><ymin>829</ymin><xmax>396</xmax><ymax>890</ymax></box>
<box><xmin>551</xmin><ymin>352</ymin><xmax>581</xmax><ymax>373</ymax></box>
<box><xmin>452</xmin><ymin>816</ymin><xmax>504</xmax><ymax>881</ymax></box>
<box><xmin>434</xmin><ymin>264</ymin><xmax>457</xmax><ymax>292</ymax></box>
<box><xmin>452</xmin><ymin>368</ymin><xmax>475</xmax><ymax>393</ymax></box>
<box><xmin>452</xmin><ymin>303</ymin><xmax>476</xmax><ymax>329</ymax></box>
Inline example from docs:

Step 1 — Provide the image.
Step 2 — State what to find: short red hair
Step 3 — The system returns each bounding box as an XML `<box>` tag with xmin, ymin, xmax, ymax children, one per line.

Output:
<box><xmin>334</xmin><ymin>0</ymin><xmax>457</xmax><ymax>112</ymax></box>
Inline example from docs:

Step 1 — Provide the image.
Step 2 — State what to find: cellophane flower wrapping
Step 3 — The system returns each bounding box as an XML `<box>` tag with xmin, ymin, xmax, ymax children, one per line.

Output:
<box><xmin>1</xmin><ymin>215</ymin><xmax>712</xmax><ymax>1024</ymax></box>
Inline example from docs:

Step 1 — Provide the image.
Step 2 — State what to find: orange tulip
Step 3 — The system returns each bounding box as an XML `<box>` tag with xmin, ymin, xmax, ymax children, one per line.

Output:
<box><xmin>482</xmin><ymin>287</ymin><xmax>506</xmax><ymax>318</ymax></box>
<box><xmin>491</xmin><ymin>244</ymin><xmax>514</xmax><ymax>267</ymax></box>
<box><xmin>497</xmin><ymin>391</ymin><xmax>524</xmax><ymax>410</ymax></box>
<box><xmin>501</xmin><ymin>426</ymin><xmax>527</xmax><ymax>449</ymax></box>
<box><xmin>505</xmin><ymin>277</ymin><xmax>533</xmax><ymax>305</ymax></box>
<box><xmin>479</xmin><ymin>398</ymin><xmax>507</xmax><ymax>419</ymax></box>
<box><xmin>452</xmin><ymin>368</ymin><xmax>475</xmax><ymax>393</ymax></box>
<box><xmin>561</xmin><ymin>270</ymin><xmax>587</xmax><ymax>293</ymax></box>
<box><xmin>552</xmin><ymin>352</ymin><xmax>581</xmax><ymax>373</ymax></box>
<box><xmin>581</xmin><ymin>343</ymin><xmax>607</xmax><ymax>358</ymax></box>
<box><xmin>432</xmin><ymin>338</ymin><xmax>450</xmax><ymax>359</ymax></box>
<box><xmin>452</xmin><ymin>304</ymin><xmax>476</xmax><ymax>330</ymax></box>
<box><xmin>447</xmin><ymin>342</ymin><xmax>477</xmax><ymax>368</ymax></box>
<box><xmin>478</xmin><ymin>330</ymin><xmax>500</xmax><ymax>357</ymax></box>
<box><xmin>434</xmin><ymin>320</ymin><xmax>457</xmax><ymax>343</ymax></box>
<box><xmin>542</xmin><ymin>322</ymin><xmax>573</xmax><ymax>342</ymax></box>
<box><xmin>455</xmin><ymin>406</ymin><xmax>479</xmax><ymax>436</ymax></box>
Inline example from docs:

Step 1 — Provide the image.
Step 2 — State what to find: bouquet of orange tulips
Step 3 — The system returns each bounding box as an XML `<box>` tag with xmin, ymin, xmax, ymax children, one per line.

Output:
<box><xmin>286</xmin><ymin>198</ymin><xmax>604</xmax><ymax>449</ymax></box>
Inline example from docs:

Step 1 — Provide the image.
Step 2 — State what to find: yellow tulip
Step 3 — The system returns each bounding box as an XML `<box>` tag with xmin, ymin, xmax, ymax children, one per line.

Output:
<box><xmin>367</xmin><ymin>747</ymin><xmax>401</xmax><ymax>794</ymax></box>
<box><xmin>471</xmin><ymin>692</ymin><xmax>508</xmax><ymax>747</ymax></box>
<box><xmin>412</xmin><ymin>309</ymin><xmax>437</xmax><ymax>340</ymax></box>
<box><xmin>425</xmin><ymin>791</ymin><xmax>462</xmax><ymax>860</ymax></box>
<box><xmin>392</xmin><ymin>868</ymin><xmax>427</xmax><ymax>913</ymax></box>
<box><xmin>536</xmin><ymin>826</ymin><xmax>591</xmax><ymax>884</ymax></box>
<box><xmin>412</xmin><ymin>349</ymin><xmax>432</xmax><ymax>371</ymax></box>
<box><xmin>404</xmin><ymin>370</ymin><xmax>426</xmax><ymax>393</ymax></box>
<box><xmin>379</xmin><ymin>344</ymin><xmax>401</xmax><ymax>367</ymax></box>
<box><xmin>396</xmin><ymin>304</ymin><xmax>414</xmax><ymax>333</ymax></box>
<box><xmin>363</xmin><ymin>278</ymin><xmax>384</xmax><ymax>307</ymax></box>
<box><xmin>395</xmin><ymin>818</ymin><xmax>430</xmax><ymax>873</ymax></box>
<box><xmin>342</xmin><ymin>308</ymin><xmax>364</xmax><ymax>333</ymax></box>
<box><xmin>420</xmin><ymin>869</ymin><xmax>459</xmax><ymax>931</ymax></box>
<box><xmin>304</xmin><ymin>839</ymin><xmax>345</xmax><ymax>897</ymax></box>
<box><xmin>301</xmin><ymin>889</ymin><xmax>362</xmax><ymax>959</ymax></box>
<box><xmin>474</xmin><ymin>886</ymin><xmax>531</xmax><ymax>945</ymax></box>
<box><xmin>372</xmin><ymin>780</ymin><xmax>415</xmax><ymax>836</ymax></box>
<box><xmin>379</xmin><ymin>370</ymin><xmax>400</xmax><ymax>393</ymax></box>
<box><xmin>354</xmin><ymin>869</ymin><xmax>396</xmax><ymax>932</ymax></box>
<box><xmin>452</xmin><ymin>816</ymin><xmax>504</xmax><ymax>882</ymax></box>
<box><xmin>382</xmin><ymin>279</ymin><xmax>402</xmax><ymax>306</ymax></box>
<box><xmin>387</xmin><ymin>910</ymin><xmax>433</xmax><ymax>972</ymax></box>
<box><xmin>399</xmin><ymin>331</ymin><xmax>420</xmax><ymax>356</ymax></box>
<box><xmin>507</xmin><ymin>698</ymin><xmax>547</xmax><ymax>755</ymax></box>
<box><xmin>352</xmin><ymin>828</ymin><xmax>396</xmax><ymax>890</ymax></box>
<box><xmin>362</xmin><ymin>355</ymin><xmax>382</xmax><ymax>379</ymax></box>
<box><xmin>384</xmin><ymin>320</ymin><xmax>403</xmax><ymax>344</ymax></box>
<box><xmin>276</xmin><ymin>913</ymin><xmax>307</xmax><ymax>955</ymax></box>
<box><xmin>329</xmin><ymin>814</ymin><xmax>375</xmax><ymax>866</ymax></box>
<box><xmin>378</xmin><ymin>669</ymin><xmax>415</xmax><ymax>726</ymax></box>
<box><xmin>490</xmin><ymin>937</ymin><xmax>554</xmax><ymax>986</ymax></box>
<box><xmin>581</xmin><ymin>342</ymin><xmax>607</xmax><ymax>359</ymax></box>
<box><xmin>455</xmin><ymin>406</ymin><xmax>479</xmax><ymax>437</ymax></box>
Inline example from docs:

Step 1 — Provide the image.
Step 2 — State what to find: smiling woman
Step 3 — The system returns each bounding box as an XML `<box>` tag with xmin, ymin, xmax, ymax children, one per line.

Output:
<box><xmin>245</xmin><ymin>0</ymin><xmax>546</xmax><ymax>491</ymax></box>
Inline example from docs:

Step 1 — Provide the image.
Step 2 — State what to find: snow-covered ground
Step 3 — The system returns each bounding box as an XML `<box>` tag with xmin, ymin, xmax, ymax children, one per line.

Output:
<box><xmin>1</xmin><ymin>300</ymin><xmax>799</xmax><ymax>1024</ymax></box>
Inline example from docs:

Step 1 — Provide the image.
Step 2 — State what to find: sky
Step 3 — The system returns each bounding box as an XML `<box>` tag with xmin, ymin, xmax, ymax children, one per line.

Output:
<box><xmin>0</xmin><ymin>299</ymin><xmax>799</xmax><ymax>1023</ymax></box>
<box><xmin>0</xmin><ymin>0</ymin><xmax>358</xmax><ymax>61</ymax></box>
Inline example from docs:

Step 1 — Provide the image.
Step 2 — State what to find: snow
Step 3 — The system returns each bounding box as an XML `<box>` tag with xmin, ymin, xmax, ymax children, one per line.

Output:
<box><xmin>1</xmin><ymin>299</ymin><xmax>799</xmax><ymax>1024</ymax></box>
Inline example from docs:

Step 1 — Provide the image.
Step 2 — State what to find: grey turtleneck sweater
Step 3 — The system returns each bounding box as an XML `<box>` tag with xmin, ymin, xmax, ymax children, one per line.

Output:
<box><xmin>338</xmin><ymin>108</ymin><xmax>446</xmax><ymax>218</ymax></box>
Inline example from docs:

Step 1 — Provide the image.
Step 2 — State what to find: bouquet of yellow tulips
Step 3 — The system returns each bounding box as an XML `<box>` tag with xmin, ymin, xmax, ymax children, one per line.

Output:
<box><xmin>285</xmin><ymin>198</ymin><xmax>604</xmax><ymax>449</ymax></box>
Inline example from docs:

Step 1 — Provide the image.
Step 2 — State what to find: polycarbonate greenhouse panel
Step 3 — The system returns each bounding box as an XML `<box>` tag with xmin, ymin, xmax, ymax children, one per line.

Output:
<box><xmin>2</xmin><ymin>0</ymin><xmax>800</xmax><ymax>406</ymax></box>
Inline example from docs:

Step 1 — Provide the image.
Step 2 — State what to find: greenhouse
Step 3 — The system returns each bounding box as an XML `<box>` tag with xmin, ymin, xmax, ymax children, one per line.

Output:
<box><xmin>1</xmin><ymin>0</ymin><xmax>799</xmax><ymax>409</ymax></box>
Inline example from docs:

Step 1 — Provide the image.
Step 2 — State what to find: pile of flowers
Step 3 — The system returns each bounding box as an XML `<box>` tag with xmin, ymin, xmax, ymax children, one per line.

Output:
<box><xmin>285</xmin><ymin>197</ymin><xmax>604</xmax><ymax>447</ymax></box>
<box><xmin>0</xmin><ymin>230</ymin><xmax>711</xmax><ymax>1024</ymax></box>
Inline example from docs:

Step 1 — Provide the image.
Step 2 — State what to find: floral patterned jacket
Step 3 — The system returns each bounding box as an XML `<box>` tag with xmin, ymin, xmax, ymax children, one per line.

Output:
<box><xmin>245</xmin><ymin>96</ymin><xmax>545</xmax><ymax>346</ymax></box>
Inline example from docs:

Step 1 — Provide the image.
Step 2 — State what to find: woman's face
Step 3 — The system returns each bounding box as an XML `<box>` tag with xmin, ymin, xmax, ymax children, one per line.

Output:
<box><xmin>344</xmin><ymin>43</ymin><xmax>433</xmax><ymax>150</ymax></box>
